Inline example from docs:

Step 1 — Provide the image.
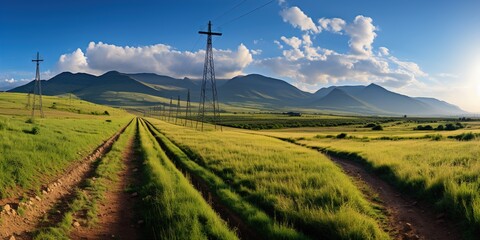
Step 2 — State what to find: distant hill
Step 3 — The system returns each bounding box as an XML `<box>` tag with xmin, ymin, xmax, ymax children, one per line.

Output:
<box><xmin>8</xmin><ymin>71</ymin><xmax>468</xmax><ymax>116</ymax></box>
<box><xmin>310</xmin><ymin>88</ymin><xmax>384</xmax><ymax>114</ymax></box>
<box><xmin>219</xmin><ymin>74</ymin><xmax>311</xmax><ymax>107</ymax></box>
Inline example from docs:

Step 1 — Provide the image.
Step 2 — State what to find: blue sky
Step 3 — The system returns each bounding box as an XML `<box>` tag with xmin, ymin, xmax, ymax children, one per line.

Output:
<box><xmin>1</xmin><ymin>0</ymin><xmax>480</xmax><ymax>112</ymax></box>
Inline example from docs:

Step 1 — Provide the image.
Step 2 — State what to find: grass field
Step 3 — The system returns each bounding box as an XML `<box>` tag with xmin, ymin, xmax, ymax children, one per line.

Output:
<box><xmin>137</xmin><ymin>118</ymin><xmax>239</xmax><ymax>239</ymax></box>
<box><xmin>0</xmin><ymin>93</ymin><xmax>132</xmax><ymax>197</ymax></box>
<box><xmin>144</xmin><ymin>119</ymin><xmax>308</xmax><ymax>239</ymax></box>
<box><xmin>297</xmin><ymin>137</ymin><xmax>480</xmax><ymax>236</ymax></box>
<box><xmin>147</xmin><ymin>118</ymin><xmax>389</xmax><ymax>239</ymax></box>
<box><xmin>250</xmin><ymin>118</ymin><xmax>480</xmax><ymax>236</ymax></box>
<box><xmin>3</xmin><ymin>90</ymin><xmax>480</xmax><ymax>239</ymax></box>
<box><xmin>207</xmin><ymin>113</ymin><xmax>463</xmax><ymax>130</ymax></box>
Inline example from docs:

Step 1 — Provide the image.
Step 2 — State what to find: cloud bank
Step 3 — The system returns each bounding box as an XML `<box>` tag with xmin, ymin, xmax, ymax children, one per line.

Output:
<box><xmin>260</xmin><ymin>5</ymin><xmax>427</xmax><ymax>91</ymax></box>
<box><xmin>58</xmin><ymin>42</ymin><xmax>253</xmax><ymax>79</ymax></box>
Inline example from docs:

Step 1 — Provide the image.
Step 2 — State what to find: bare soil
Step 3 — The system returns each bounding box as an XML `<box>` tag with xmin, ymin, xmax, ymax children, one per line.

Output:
<box><xmin>326</xmin><ymin>153</ymin><xmax>462</xmax><ymax>240</ymax></box>
<box><xmin>70</xmin><ymin>136</ymin><xmax>142</xmax><ymax>240</ymax></box>
<box><xmin>0</xmin><ymin>122</ymin><xmax>131</xmax><ymax>240</ymax></box>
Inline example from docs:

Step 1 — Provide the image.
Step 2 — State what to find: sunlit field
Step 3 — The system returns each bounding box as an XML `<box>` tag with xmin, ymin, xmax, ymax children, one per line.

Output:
<box><xmin>0</xmin><ymin>92</ymin><xmax>132</xmax><ymax>197</ymax></box>
<box><xmin>146</xmin><ymin>117</ymin><xmax>389</xmax><ymax>239</ymax></box>
<box><xmin>251</xmin><ymin>118</ymin><xmax>480</xmax><ymax>235</ymax></box>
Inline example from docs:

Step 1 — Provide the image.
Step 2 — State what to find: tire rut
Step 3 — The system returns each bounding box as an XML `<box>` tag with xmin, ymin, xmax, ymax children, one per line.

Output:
<box><xmin>0</xmin><ymin>120</ymin><xmax>133</xmax><ymax>240</ymax></box>
<box><xmin>323</xmin><ymin>153</ymin><xmax>462</xmax><ymax>240</ymax></box>
<box><xmin>274</xmin><ymin>136</ymin><xmax>464</xmax><ymax>240</ymax></box>
<box><xmin>69</xmin><ymin>134</ymin><xmax>142</xmax><ymax>239</ymax></box>
<box><xmin>143</xmin><ymin>119</ymin><xmax>261</xmax><ymax>240</ymax></box>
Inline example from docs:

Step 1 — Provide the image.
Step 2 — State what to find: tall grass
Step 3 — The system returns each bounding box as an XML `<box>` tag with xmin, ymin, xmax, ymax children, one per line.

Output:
<box><xmin>299</xmin><ymin>137</ymin><xmax>480</xmax><ymax>236</ymax></box>
<box><xmin>144</xmin><ymin>119</ymin><xmax>308</xmax><ymax>239</ymax></box>
<box><xmin>0</xmin><ymin>93</ymin><xmax>133</xmax><ymax>198</ymax></box>
<box><xmin>147</xmin><ymin>118</ymin><xmax>389</xmax><ymax>239</ymax></box>
<box><xmin>137</xmin><ymin>119</ymin><xmax>238</xmax><ymax>240</ymax></box>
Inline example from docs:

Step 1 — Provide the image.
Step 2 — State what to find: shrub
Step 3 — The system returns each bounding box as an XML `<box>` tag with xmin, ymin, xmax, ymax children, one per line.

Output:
<box><xmin>105</xmin><ymin>119</ymin><xmax>112</xmax><ymax>123</ymax></box>
<box><xmin>364</xmin><ymin>123</ymin><xmax>377</xmax><ymax>128</ymax></box>
<box><xmin>31</xmin><ymin>126</ymin><xmax>40</xmax><ymax>135</ymax></box>
<box><xmin>23</xmin><ymin>126</ymin><xmax>40</xmax><ymax>135</ymax></box>
<box><xmin>336</xmin><ymin>133</ymin><xmax>348</xmax><ymax>139</ymax></box>
<box><xmin>454</xmin><ymin>132</ymin><xmax>476</xmax><ymax>141</ymax></box>
<box><xmin>104</xmin><ymin>110</ymin><xmax>110</xmax><ymax>115</ymax></box>
<box><xmin>430</xmin><ymin>134</ymin><xmax>443</xmax><ymax>141</ymax></box>
<box><xmin>372</xmin><ymin>125</ymin><xmax>383</xmax><ymax>131</ymax></box>
<box><xmin>445</xmin><ymin>123</ymin><xmax>456</xmax><ymax>130</ymax></box>
<box><xmin>436</xmin><ymin>125</ymin><xmax>444</xmax><ymax>130</ymax></box>
<box><xmin>25</xmin><ymin>118</ymin><xmax>35</xmax><ymax>124</ymax></box>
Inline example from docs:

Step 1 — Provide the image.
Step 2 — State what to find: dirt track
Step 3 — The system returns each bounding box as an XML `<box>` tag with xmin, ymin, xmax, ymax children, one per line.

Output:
<box><xmin>0</xmin><ymin>121</ymin><xmax>131</xmax><ymax>240</ymax></box>
<box><xmin>70</xmin><ymin>136</ymin><xmax>141</xmax><ymax>239</ymax></box>
<box><xmin>325</xmin><ymin>153</ymin><xmax>462</xmax><ymax>240</ymax></box>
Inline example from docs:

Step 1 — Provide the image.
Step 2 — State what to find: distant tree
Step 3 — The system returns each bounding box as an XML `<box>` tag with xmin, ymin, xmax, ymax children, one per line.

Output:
<box><xmin>372</xmin><ymin>125</ymin><xmax>383</xmax><ymax>131</ymax></box>
<box><xmin>336</xmin><ymin>133</ymin><xmax>348</xmax><ymax>139</ymax></box>
<box><xmin>445</xmin><ymin>123</ymin><xmax>456</xmax><ymax>130</ymax></box>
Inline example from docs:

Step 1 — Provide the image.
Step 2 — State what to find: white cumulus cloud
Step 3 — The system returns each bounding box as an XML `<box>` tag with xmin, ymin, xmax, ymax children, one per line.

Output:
<box><xmin>378</xmin><ymin>47</ymin><xmax>390</xmax><ymax>56</ymax></box>
<box><xmin>318</xmin><ymin>17</ymin><xmax>346</xmax><ymax>33</ymax></box>
<box><xmin>280</xmin><ymin>36</ymin><xmax>303</xmax><ymax>49</ymax></box>
<box><xmin>344</xmin><ymin>15</ymin><xmax>377</xmax><ymax>56</ymax></box>
<box><xmin>257</xmin><ymin>7</ymin><xmax>427</xmax><ymax>90</ymax></box>
<box><xmin>280</xmin><ymin>6</ymin><xmax>320</xmax><ymax>33</ymax></box>
<box><xmin>58</xmin><ymin>42</ymin><xmax>253</xmax><ymax>79</ymax></box>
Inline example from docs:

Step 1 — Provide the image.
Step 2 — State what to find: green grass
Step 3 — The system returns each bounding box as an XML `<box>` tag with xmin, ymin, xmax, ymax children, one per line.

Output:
<box><xmin>146</xmin><ymin>118</ymin><xmax>389</xmax><ymax>239</ymax></box>
<box><xmin>298</xmin><ymin>137</ymin><xmax>480</xmax><ymax>237</ymax></box>
<box><xmin>0</xmin><ymin>92</ymin><xmax>132</xmax><ymax>198</ymax></box>
<box><xmin>206</xmin><ymin>113</ymin><xmax>463</xmax><ymax>130</ymax></box>
<box><xmin>34</xmin><ymin>118</ymin><xmax>136</xmax><ymax>239</ymax></box>
<box><xmin>143</xmin><ymin>119</ymin><xmax>308</xmax><ymax>239</ymax></box>
<box><xmin>137</xmin><ymin>118</ymin><xmax>239</xmax><ymax>240</ymax></box>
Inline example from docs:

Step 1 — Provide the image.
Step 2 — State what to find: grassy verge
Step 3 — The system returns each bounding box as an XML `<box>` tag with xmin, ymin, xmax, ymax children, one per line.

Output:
<box><xmin>0</xmin><ymin>93</ymin><xmax>132</xmax><ymax>198</ymax></box>
<box><xmin>298</xmin><ymin>137</ymin><xmax>480</xmax><ymax>238</ymax></box>
<box><xmin>34</xmin><ymin>119</ymin><xmax>136</xmax><ymax>239</ymax></box>
<box><xmin>137</xmin><ymin>118</ymin><xmax>238</xmax><ymax>240</ymax></box>
<box><xmin>143</xmin><ymin>119</ymin><xmax>308</xmax><ymax>239</ymax></box>
<box><xmin>146</xmin><ymin>118</ymin><xmax>389</xmax><ymax>239</ymax></box>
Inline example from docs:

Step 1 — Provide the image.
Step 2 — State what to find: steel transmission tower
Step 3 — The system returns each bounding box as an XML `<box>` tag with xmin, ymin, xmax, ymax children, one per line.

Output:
<box><xmin>196</xmin><ymin>21</ymin><xmax>222</xmax><ymax>131</ymax></box>
<box><xmin>31</xmin><ymin>52</ymin><xmax>45</xmax><ymax>118</ymax></box>
<box><xmin>175</xmin><ymin>95</ymin><xmax>180</xmax><ymax>124</ymax></box>
<box><xmin>168</xmin><ymin>97</ymin><xmax>173</xmax><ymax>122</ymax></box>
<box><xmin>185</xmin><ymin>89</ymin><xmax>192</xmax><ymax>127</ymax></box>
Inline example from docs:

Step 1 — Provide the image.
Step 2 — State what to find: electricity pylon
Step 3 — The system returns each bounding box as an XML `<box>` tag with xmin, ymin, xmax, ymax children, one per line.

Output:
<box><xmin>31</xmin><ymin>52</ymin><xmax>44</xmax><ymax>119</ymax></box>
<box><xmin>196</xmin><ymin>21</ymin><xmax>222</xmax><ymax>131</ymax></box>
<box><xmin>175</xmin><ymin>95</ymin><xmax>180</xmax><ymax>124</ymax></box>
<box><xmin>168</xmin><ymin>97</ymin><xmax>173</xmax><ymax>122</ymax></box>
<box><xmin>185</xmin><ymin>89</ymin><xmax>192</xmax><ymax>127</ymax></box>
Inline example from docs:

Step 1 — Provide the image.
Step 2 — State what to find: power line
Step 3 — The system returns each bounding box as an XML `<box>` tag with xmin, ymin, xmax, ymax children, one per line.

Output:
<box><xmin>213</xmin><ymin>0</ymin><xmax>248</xmax><ymax>22</ymax></box>
<box><xmin>218</xmin><ymin>0</ymin><xmax>275</xmax><ymax>28</ymax></box>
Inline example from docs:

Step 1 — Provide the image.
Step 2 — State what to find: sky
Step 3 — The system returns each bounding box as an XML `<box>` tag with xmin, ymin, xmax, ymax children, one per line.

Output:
<box><xmin>1</xmin><ymin>0</ymin><xmax>480</xmax><ymax>112</ymax></box>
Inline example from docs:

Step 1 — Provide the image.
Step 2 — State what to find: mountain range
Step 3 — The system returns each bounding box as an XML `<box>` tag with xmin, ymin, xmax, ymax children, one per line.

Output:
<box><xmin>8</xmin><ymin>71</ymin><xmax>467</xmax><ymax>116</ymax></box>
